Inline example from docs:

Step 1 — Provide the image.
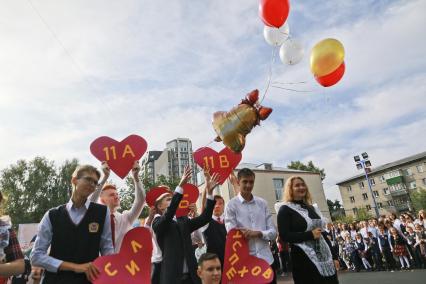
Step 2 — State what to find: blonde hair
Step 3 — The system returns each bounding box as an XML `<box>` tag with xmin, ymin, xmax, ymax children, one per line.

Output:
<box><xmin>72</xmin><ymin>164</ymin><xmax>101</xmax><ymax>180</ymax></box>
<box><xmin>282</xmin><ymin>176</ymin><xmax>312</xmax><ymax>205</ymax></box>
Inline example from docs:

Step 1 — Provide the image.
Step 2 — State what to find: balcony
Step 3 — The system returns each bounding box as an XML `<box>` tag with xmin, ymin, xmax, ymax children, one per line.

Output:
<box><xmin>386</xmin><ymin>175</ymin><xmax>404</xmax><ymax>186</ymax></box>
<box><xmin>394</xmin><ymin>203</ymin><xmax>410</xmax><ymax>212</ymax></box>
<box><xmin>390</xmin><ymin>189</ymin><xmax>409</xmax><ymax>197</ymax></box>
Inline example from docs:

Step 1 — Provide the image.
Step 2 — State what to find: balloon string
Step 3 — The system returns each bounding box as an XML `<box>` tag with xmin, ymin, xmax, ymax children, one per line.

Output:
<box><xmin>271</xmin><ymin>81</ymin><xmax>307</xmax><ymax>85</ymax></box>
<box><xmin>260</xmin><ymin>46</ymin><xmax>278</xmax><ymax>104</ymax></box>
<box><xmin>270</xmin><ymin>85</ymin><xmax>314</xmax><ymax>93</ymax></box>
<box><xmin>193</xmin><ymin>139</ymin><xmax>216</xmax><ymax>153</ymax></box>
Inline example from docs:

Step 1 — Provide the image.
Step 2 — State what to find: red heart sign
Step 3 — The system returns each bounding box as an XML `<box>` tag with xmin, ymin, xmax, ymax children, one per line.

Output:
<box><xmin>222</xmin><ymin>229</ymin><xmax>273</xmax><ymax>284</ymax></box>
<box><xmin>175</xmin><ymin>183</ymin><xmax>199</xmax><ymax>218</ymax></box>
<box><xmin>90</xmin><ymin>135</ymin><xmax>148</xmax><ymax>179</ymax></box>
<box><xmin>93</xmin><ymin>227</ymin><xmax>153</xmax><ymax>284</ymax></box>
<box><xmin>193</xmin><ymin>147</ymin><xmax>242</xmax><ymax>184</ymax></box>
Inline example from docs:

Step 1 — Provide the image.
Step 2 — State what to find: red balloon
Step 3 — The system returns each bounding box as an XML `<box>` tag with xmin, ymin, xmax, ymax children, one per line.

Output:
<box><xmin>315</xmin><ymin>62</ymin><xmax>345</xmax><ymax>87</ymax></box>
<box><xmin>259</xmin><ymin>0</ymin><xmax>290</xmax><ymax>28</ymax></box>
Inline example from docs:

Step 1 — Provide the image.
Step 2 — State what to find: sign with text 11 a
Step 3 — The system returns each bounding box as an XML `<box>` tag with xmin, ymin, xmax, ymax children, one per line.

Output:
<box><xmin>90</xmin><ymin>135</ymin><xmax>147</xmax><ymax>179</ymax></box>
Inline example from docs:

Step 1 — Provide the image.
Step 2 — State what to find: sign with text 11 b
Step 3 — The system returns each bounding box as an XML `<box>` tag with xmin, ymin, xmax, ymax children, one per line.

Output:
<box><xmin>193</xmin><ymin>147</ymin><xmax>242</xmax><ymax>184</ymax></box>
<box><xmin>90</xmin><ymin>135</ymin><xmax>148</xmax><ymax>179</ymax></box>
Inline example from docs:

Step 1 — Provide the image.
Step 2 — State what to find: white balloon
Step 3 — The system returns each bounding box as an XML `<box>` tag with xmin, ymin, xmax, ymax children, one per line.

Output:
<box><xmin>279</xmin><ymin>38</ymin><xmax>304</xmax><ymax>65</ymax></box>
<box><xmin>263</xmin><ymin>23</ymin><xmax>290</xmax><ymax>46</ymax></box>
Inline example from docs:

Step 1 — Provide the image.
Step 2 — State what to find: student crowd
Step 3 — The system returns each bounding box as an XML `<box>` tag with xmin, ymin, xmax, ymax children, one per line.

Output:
<box><xmin>0</xmin><ymin>161</ymin><xmax>424</xmax><ymax>284</ymax></box>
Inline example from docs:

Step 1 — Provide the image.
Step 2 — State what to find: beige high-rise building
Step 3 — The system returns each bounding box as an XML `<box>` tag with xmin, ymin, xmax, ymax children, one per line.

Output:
<box><xmin>140</xmin><ymin>138</ymin><xmax>197</xmax><ymax>184</ymax></box>
<box><xmin>197</xmin><ymin>162</ymin><xmax>331</xmax><ymax>224</ymax></box>
<box><xmin>337</xmin><ymin>151</ymin><xmax>426</xmax><ymax>217</ymax></box>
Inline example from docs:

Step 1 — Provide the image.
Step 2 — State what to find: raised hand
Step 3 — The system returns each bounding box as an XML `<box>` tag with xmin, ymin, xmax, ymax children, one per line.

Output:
<box><xmin>178</xmin><ymin>165</ymin><xmax>192</xmax><ymax>187</ymax></box>
<box><xmin>205</xmin><ymin>172</ymin><xmax>220</xmax><ymax>195</ymax></box>
<box><xmin>131</xmin><ymin>160</ymin><xmax>141</xmax><ymax>181</ymax></box>
<box><xmin>100</xmin><ymin>161</ymin><xmax>110</xmax><ymax>182</ymax></box>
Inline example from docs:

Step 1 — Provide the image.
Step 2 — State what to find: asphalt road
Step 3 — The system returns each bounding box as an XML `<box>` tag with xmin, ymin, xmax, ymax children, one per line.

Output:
<box><xmin>277</xmin><ymin>269</ymin><xmax>426</xmax><ymax>284</ymax></box>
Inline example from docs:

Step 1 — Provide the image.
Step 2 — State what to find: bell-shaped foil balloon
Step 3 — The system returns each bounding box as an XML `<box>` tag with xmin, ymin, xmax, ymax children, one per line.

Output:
<box><xmin>212</xmin><ymin>90</ymin><xmax>273</xmax><ymax>153</ymax></box>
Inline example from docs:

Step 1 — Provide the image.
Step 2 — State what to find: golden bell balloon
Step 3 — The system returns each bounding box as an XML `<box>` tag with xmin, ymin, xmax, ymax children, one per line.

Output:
<box><xmin>213</xmin><ymin>104</ymin><xmax>257</xmax><ymax>153</ymax></box>
<box><xmin>310</xmin><ymin>38</ymin><xmax>345</xmax><ymax>77</ymax></box>
<box><xmin>212</xmin><ymin>89</ymin><xmax>272</xmax><ymax>153</ymax></box>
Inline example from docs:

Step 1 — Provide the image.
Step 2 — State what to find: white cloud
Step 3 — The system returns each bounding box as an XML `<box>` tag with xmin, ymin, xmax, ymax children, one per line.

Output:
<box><xmin>0</xmin><ymin>0</ymin><xmax>425</xmax><ymax>206</ymax></box>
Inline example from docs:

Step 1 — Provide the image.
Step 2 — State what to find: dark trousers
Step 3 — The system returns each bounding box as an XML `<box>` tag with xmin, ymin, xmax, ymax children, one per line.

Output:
<box><xmin>151</xmin><ymin>262</ymin><xmax>161</xmax><ymax>284</ymax></box>
<box><xmin>350</xmin><ymin>251</ymin><xmax>362</xmax><ymax>271</ymax></box>
<box><xmin>179</xmin><ymin>273</ymin><xmax>194</xmax><ymax>284</ymax></box>
<box><xmin>371</xmin><ymin>250</ymin><xmax>383</xmax><ymax>270</ymax></box>
<box><xmin>382</xmin><ymin>247</ymin><xmax>396</xmax><ymax>270</ymax></box>
<box><xmin>279</xmin><ymin>251</ymin><xmax>291</xmax><ymax>273</ymax></box>
<box><xmin>414</xmin><ymin>246</ymin><xmax>425</xmax><ymax>268</ymax></box>
<box><xmin>269</xmin><ymin>265</ymin><xmax>277</xmax><ymax>284</ymax></box>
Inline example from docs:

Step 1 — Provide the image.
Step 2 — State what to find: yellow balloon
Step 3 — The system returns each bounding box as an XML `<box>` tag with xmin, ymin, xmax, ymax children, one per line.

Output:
<box><xmin>310</xmin><ymin>38</ymin><xmax>345</xmax><ymax>77</ymax></box>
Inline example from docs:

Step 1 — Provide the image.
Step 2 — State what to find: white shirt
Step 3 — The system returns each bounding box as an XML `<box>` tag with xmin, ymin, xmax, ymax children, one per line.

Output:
<box><xmin>225</xmin><ymin>193</ymin><xmax>277</xmax><ymax>265</ymax></box>
<box><xmin>146</xmin><ymin>216</ymin><xmax>163</xmax><ymax>263</ymax></box>
<box><xmin>90</xmin><ymin>180</ymin><xmax>145</xmax><ymax>252</ymax></box>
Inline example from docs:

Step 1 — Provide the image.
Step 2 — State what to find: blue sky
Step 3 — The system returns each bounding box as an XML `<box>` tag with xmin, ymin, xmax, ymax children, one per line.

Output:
<box><xmin>0</xmin><ymin>0</ymin><xmax>425</xmax><ymax>201</ymax></box>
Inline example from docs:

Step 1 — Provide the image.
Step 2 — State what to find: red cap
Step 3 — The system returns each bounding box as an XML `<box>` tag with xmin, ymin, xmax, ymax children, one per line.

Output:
<box><xmin>146</xmin><ymin>186</ymin><xmax>172</xmax><ymax>207</ymax></box>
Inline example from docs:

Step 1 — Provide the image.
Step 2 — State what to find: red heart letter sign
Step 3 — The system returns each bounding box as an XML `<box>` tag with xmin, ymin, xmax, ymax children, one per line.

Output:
<box><xmin>222</xmin><ymin>229</ymin><xmax>273</xmax><ymax>283</ymax></box>
<box><xmin>93</xmin><ymin>227</ymin><xmax>153</xmax><ymax>284</ymax></box>
<box><xmin>175</xmin><ymin>183</ymin><xmax>199</xmax><ymax>218</ymax></box>
<box><xmin>193</xmin><ymin>147</ymin><xmax>242</xmax><ymax>184</ymax></box>
<box><xmin>90</xmin><ymin>135</ymin><xmax>148</xmax><ymax>179</ymax></box>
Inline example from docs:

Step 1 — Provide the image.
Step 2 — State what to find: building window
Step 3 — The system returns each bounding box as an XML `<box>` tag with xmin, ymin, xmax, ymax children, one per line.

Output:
<box><xmin>423</xmin><ymin>178</ymin><xmax>426</xmax><ymax>186</ymax></box>
<box><xmin>377</xmin><ymin>202</ymin><xmax>383</xmax><ymax>209</ymax></box>
<box><xmin>352</xmin><ymin>208</ymin><xmax>358</xmax><ymax>215</ymax></box>
<box><xmin>380</xmin><ymin>175</ymin><xmax>386</xmax><ymax>183</ymax></box>
<box><xmin>409</xmin><ymin>181</ymin><xmax>416</xmax><ymax>189</ymax></box>
<box><xmin>359</xmin><ymin>181</ymin><xmax>365</xmax><ymax>189</ymax></box>
<box><xmin>387</xmin><ymin>200</ymin><xmax>394</xmax><ymax>206</ymax></box>
<box><xmin>350</xmin><ymin>196</ymin><xmax>355</xmax><ymax>203</ymax></box>
<box><xmin>370</xmin><ymin>178</ymin><xmax>375</xmax><ymax>186</ymax></box>
<box><xmin>417</xmin><ymin>165</ymin><xmax>424</xmax><ymax>173</ymax></box>
<box><xmin>347</xmin><ymin>185</ymin><xmax>352</xmax><ymax>192</ymax></box>
<box><xmin>404</xmin><ymin>168</ymin><xmax>413</xmax><ymax>176</ymax></box>
<box><xmin>273</xmin><ymin>178</ymin><xmax>284</xmax><ymax>201</ymax></box>
<box><xmin>366</xmin><ymin>205</ymin><xmax>371</xmax><ymax>211</ymax></box>
<box><xmin>373</xmin><ymin>191</ymin><xmax>379</xmax><ymax>197</ymax></box>
<box><xmin>362</xmin><ymin>193</ymin><xmax>368</xmax><ymax>200</ymax></box>
<box><xmin>383</xmin><ymin>188</ymin><xmax>390</xmax><ymax>195</ymax></box>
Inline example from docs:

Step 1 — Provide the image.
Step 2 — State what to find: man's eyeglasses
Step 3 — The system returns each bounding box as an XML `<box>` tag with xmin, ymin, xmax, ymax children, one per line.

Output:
<box><xmin>79</xmin><ymin>176</ymin><xmax>99</xmax><ymax>187</ymax></box>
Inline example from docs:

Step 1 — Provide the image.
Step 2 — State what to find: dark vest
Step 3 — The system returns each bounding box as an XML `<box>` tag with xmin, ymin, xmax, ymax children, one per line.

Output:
<box><xmin>379</xmin><ymin>235</ymin><xmax>390</xmax><ymax>248</ymax></box>
<box><xmin>43</xmin><ymin>202</ymin><xmax>107</xmax><ymax>284</ymax></box>
<box><xmin>355</xmin><ymin>240</ymin><xmax>365</xmax><ymax>251</ymax></box>
<box><xmin>203</xmin><ymin>219</ymin><xmax>227</xmax><ymax>265</ymax></box>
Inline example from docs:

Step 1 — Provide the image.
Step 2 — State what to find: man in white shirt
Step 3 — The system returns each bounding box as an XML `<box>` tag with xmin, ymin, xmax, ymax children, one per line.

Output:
<box><xmin>90</xmin><ymin>160</ymin><xmax>145</xmax><ymax>252</ymax></box>
<box><xmin>225</xmin><ymin>168</ymin><xmax>277</xmax><ymax>284</ymax></box>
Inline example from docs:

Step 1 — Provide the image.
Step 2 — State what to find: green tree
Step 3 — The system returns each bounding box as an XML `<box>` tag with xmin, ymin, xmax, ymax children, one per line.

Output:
<box><xmin>142</xmin><ymin>174</ymin><xmax>180</xmax><ymax>191</ymax></box>
<box><xmin>119</xmin><ymin>174</ymin><xmax>179</xmax><ymax>218</ymax></box>
<box><xmin>355</xmin><ymin>207</ymin><xmax>373</xmax><ymax>221</ymax></box>
<box><xmin>327</xmin><ymin>199</ymin><xmax>344</xmax><ymax>221</ymax></box>
<box><xmin>411</xmin><ymin>187</ymin><xmax>426</xmax><ymax>212</ymax></box>
<box><xmin>0</xmin><ymin>157</ymin><xmax>78</xmax><ymax>227</ymax></box>
<box><xmin>287</xmin><ymin>160</ymin><xmax>326</xmax><ymax>180</ymax></box>
<box><xmin>327</xmin><ymin>199</ymin><xmax>334</xmax><ymax>212</ymax></box>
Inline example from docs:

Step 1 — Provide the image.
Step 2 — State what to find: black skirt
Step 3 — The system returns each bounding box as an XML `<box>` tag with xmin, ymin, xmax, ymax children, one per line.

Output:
<box><xmin>291</xmin><ymin>245</ymin><xmax>339</xmax><ymax>284</ymax></box>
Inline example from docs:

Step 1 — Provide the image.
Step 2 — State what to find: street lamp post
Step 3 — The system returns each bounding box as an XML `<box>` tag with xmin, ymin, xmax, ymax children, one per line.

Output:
<box><xmin>354</xmin><ymin>152</ymin><xmax>380</xmax><ymax>218</ymax></box>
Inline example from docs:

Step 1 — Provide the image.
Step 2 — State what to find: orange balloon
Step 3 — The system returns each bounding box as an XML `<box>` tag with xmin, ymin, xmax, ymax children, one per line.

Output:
<box><xmin>315</xmin><ymin>62</ymin><xmax>345</xmax><ymax>87</ymax></box>
<box><xmin>310</xmin><ymin>38</ymin><xmax>345</xmax><ymax>77</ymax></box>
